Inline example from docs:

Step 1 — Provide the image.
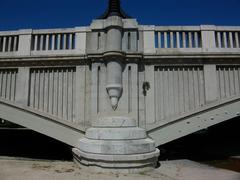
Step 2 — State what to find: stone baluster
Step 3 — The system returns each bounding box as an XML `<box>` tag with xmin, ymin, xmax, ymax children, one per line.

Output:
<box><xmin>51</xmin><ymin>34</ymin><xmax>55</xmax><ymax>50</ymax></box>
<box><xmin>182</xmin><ymin>32</ymin><xmax>186</xmax><ymax>48</ymax></box>
<box><xmin>170</xmin><ymin>32</ymin><xmax>174</xmax><ymax>48</ymax></box>
<box><xmin>188</xmin><ymin>32</ymin><xmax>192</xmax><ymax>48</ymax></box>
<box><xmin>176</xmin><ymin>32</ymin><xmax>180</xmax><ymax>48</ymax></box>
<box><xmin>46</xmin><ymin>34</ymin><xmax>50</xmax><ymax>50</ymax></box>
<box><xmin>217</xmin><ymin>32</ymin><xmax>221</xmax><ymax>48</ymax></box>
<box><xmin>223</xmin><ymin>32</ymin><xmax>227</xmax><ymax>48</ymax></box>
<box><xmin>229</xmin><ymin>32</ymin><xmax>233</xmax><ymax>48</ymax></box>
<box><xmin>235</xmin><ymin>32</ymin><xmax>239</xmax><ymax>48</ymax></box>
<box><xmin>34</xmin><ymin>35</ymin><xmax>38</xmax><ymax>51</ymax></box>
<box><xmin>8</xmin><ymin>36</ymin><xmax>12</xmax><ymax>51</ymax></box>
<box><xmin>57</xmin><ymin>34</ymin><xmax>61</xmax><ymax>50</ymax></box>
<box><xmin>40</xmin><ymin>35</ymin><xmax>44</xmax><ymax>50</ymax></box>
<box><xmin>13</xmin><ymin>36</ymin><xmax>18</xmax><ymax>51</ymax></box>
<box><xmin>164</xmin><ymin>32</ymin><xmax>168</xmax><ymax>48</ymax></box>
<box><xmin>2</xmin><ymin>36</ymin><xmax>6</xmax><ymax>52</ymax></box>
<box><xmin>158</xmin><ymin>32</ymin><xmax>162</xmax><ymax>48</ymax></box>
<box><xmin>63</xmin><ymin>34</ymin><xmax>67</xmax><ymax>49</ymax></box>
<box><xmin>194</xmin><ymin>32</ymin><xmax>199</xmax><ymax>48</ymax></box>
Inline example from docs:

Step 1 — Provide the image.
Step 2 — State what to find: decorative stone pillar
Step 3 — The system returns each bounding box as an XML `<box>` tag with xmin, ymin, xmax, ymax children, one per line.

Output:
<box><xmin>73</xmin><ymin>0</ymin><xmax>160</xmax><ymax>173</ymax></box>
<box><xmin>104</xmin><ymin>15</ymin><xmax>124</xmax><ymax>110</ymax></box>
<box><xmin>106</xmin><ymin>59</ymin><xmax>123</xmax><ymax>110</ymax></box>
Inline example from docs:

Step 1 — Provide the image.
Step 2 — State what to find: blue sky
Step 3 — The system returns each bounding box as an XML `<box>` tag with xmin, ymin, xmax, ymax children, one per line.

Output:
<box><xmin>0</xmin><ymin>0</ymin><xmax>239</xmax><ymax>31</ymax></box>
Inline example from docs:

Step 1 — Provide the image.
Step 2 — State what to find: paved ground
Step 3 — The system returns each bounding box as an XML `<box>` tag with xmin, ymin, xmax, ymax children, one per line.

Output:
<box><xmin>158</xmin><ymin>160</ymin><xmax>240</xmax><ymax>180</ymax></box>
<box><xmin>0</xmin><ymin>157</ymin><xmax>239</xmax><ymax>180</ymax></box>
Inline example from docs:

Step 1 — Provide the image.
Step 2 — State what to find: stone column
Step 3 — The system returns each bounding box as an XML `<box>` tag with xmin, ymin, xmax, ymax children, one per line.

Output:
<box><xmin>104</xmin><ymin>16</ymin><xmax>124</xmax><ymax>110</ymax></box>
<box><xmin>106</xmin><ymin>59</ymin><xmax>123</xmax><ymax>110</ymax></box>
<box><xmin>74</xmin><ymin>1</ymin><xmax>160</xmax><ymax>173</ymax></box>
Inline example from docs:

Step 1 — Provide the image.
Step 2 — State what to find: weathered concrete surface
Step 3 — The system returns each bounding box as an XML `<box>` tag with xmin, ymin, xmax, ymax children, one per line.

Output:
<box><xmin>0</xmin><ymin>158</ymin><xmax>239</xmax><ymax>180</ymax></box>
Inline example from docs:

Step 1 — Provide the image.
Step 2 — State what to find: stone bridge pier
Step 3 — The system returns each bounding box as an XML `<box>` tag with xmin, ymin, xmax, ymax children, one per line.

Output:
<box><xmin>73</xmin><ymin>0</ymin><xmax>160</xmax><ymax>173</ymax></box>
<box><xmin>1</xmin><ymin>0</ymin><xmax>240</xmax><ymax>175</ymax></box>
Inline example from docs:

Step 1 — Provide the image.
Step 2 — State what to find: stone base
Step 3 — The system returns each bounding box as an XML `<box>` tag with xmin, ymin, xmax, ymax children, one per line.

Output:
<box><xmin>73</xmin><ymin>148</ymin><xmax>160</xmax><ymax>174</ymax></box>
<box><xmin>74</xmin><ymin>116</ymin><xmax>160</xmax><ymax>173</ymax></box>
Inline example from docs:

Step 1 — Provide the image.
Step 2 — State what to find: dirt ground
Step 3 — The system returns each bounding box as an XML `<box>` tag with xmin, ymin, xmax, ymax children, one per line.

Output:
<box><xmin>0</xmin><ymin>158</ymin><xmax>239</xmax><ymax>180</ymax></box>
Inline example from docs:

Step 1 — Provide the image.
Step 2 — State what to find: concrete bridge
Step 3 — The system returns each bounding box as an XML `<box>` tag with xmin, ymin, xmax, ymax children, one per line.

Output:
<box><xmin>0</xmin><ymin>0</ymin><xmax>240</xmax><ymax>173</ymax></box>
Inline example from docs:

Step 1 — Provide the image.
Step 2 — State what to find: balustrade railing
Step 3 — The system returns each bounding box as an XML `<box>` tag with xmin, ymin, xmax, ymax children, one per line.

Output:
<box><xmin>215</xmin><ymin>28</ymin><xmax>240</xmax><ymax>48</ymax></box>
<box><xmin>0</xmin><ymin>27</ymin><xmax>87</xmax><ymax>57</ymax></box>
<box><xmin>0</xmin><ymin>25</ymin><xmax>240</xmax><ymax>57</ymax></box>
<box><xmin>143</xmin><ymin>25</ymin><xmax>240</xmax><ymax>54</ymax></box>
<box><xmin>0</xmin><ymin>33</ymin><xmax>19</xmax><ymax>53</ymax></box>
<box><xmin>31</xmin><ymin>30</ymin><xmax>76</xmax><ymax>51</ymax></box>
<box><xmin>155</xmin><ymin>27</ymin><xmax>202</xmax><ymax>49</ymax></box>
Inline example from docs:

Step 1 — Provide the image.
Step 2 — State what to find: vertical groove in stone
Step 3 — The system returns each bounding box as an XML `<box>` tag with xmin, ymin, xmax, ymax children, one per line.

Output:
<box><xmin>128</xmin><ymin>65</ymin><xmax>132</xmax><ymax>113</ymax></box>
<box><xmin>28</xmin><ymin>67</ymin><xmax>76</xmax><ymax>121</ymax></box>
<box><xmin>217</xmin><ymin>66</ymin><xmax>240</xmax><ymax>99</ymax></box>
<box><xmin>0</xmin><ymin>69</ymin><xmax>17</xmax><ymax>101</ymax></box>
<box><xmin>153</xmin><ymin>66</ymin><xmax>205</xmax><ymax>123</ymax></box>
<box><xmin>71</xmin><ymin>69</ymin><xmax>74</xmax><ymax>122</ymax></box>
<box><xmin>97</xmin><ymin>66</ymin><xmax>100</xmax><ymax>113</ymax></box>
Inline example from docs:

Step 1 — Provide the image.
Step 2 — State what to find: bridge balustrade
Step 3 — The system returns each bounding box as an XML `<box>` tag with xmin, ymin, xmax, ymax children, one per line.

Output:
<box><xmin>155</xmin><ymin>28</ymin><xmax>202</xmax><ymax>48</ymax></box>
<box><xmin>0</xmin><ymin>34</ymin><xmax>19</xmax><ymax>53</ymax></box>
<box><xmin>0</xmin><ymin>27</ymin><xmax>87</xmax><ymax>57</ymax></box>
<box><xmin>215</xmin><ymin>28</ymin><xmax>240</xmax><ymax>48</ymax></box>
<box><xmin>31</xmin><ymin>30</ymin><xmax>75</xmax><ymax>52</ymax></box>
<box><xmin>142</xmin><ymin>25</ymin><xmax>240</xmax><ymax>54</ymax></box>
<box><xmin>0</xmin><ymin>25</ymin><xmax>239</xmax><ymax>57</ymax></box>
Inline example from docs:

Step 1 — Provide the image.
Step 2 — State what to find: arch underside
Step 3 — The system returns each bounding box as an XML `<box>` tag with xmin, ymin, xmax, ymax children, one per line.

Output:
<box><xmin>0</xmin><ymin>96</ymin><xmax>239</xmax><ymax>148</ymax></box>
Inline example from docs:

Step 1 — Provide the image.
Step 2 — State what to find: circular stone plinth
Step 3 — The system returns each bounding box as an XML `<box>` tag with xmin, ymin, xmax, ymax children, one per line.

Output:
<box><xmin>78</xmin><ymin>138</ymin><xmax>156</xmax><ymax>155</ymax></box>
<box><xmin>73</xmin><ymin>148</ymin><xmax>160</xmax><ymax>173</ymax></box>
<box><xmin>74</xmin><ymin>116</ymin><xmax>160</xmax><ymax>173</ymax></box>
